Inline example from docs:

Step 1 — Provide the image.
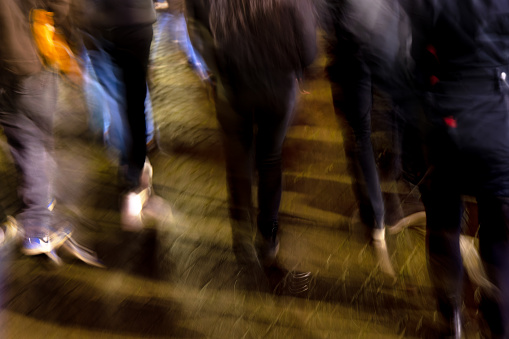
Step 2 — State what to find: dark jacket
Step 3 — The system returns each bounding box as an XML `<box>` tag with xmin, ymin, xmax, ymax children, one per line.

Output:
<box><xmin>402</xmin><ymin>0</ymin><xmax>509</xmax><ymax>90</ymax></box>
<box><xmin>0</xmin><ymin>0</ymin><xmax>70</xmax><ymax>77</ymax></box>
<box><xmin>186</xmin><ymin>0</ymin><xmax>317</xmax><ymax>92</ymax></box>
<box><xmin>90</xmin><ymin>0</ymin><xmax>156</xmax><ymax>28</ymax></box>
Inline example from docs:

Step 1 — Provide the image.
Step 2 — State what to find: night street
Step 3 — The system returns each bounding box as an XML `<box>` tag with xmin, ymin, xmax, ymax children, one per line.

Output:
<box><xmin>0</xmin><ymin>13</ymin><xmax>481</xmax><ymax>339</ymax></box>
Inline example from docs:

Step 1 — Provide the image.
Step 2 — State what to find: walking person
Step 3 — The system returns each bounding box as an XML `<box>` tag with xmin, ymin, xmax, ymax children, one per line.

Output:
<box><xmin>403</xmin><ymin>0</ymin><xmax>509</xmax><ymax>337</ymax></box>
<box><xmin>322</xmin><ymin>0</ymin><xmax>412</xmax><ymax>278</ymax></box>
<box><xmin>187</xmin><ymin>0</ymin><xmax>317</xmax><ymax>272</ymax></box>
<box><xmin>84</xmin><ymin>0</ymin><xmax>157</xmax><ymax>230</ymax></box>
<box><xmin>0</xmin><ymin>0</ymin><xmax>72</xmax><ymax>255</ymax></box>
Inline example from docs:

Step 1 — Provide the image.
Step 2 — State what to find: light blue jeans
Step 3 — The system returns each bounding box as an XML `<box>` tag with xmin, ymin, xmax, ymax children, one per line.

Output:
<box><xmin>152</xmin><ymin>10</ymin><xmax>209</xmax><ymax>80</ymax></box>
<box><xmin>82</xmin><ymin>41</ymin><xmax>155</xmax><ymax>163</ymax></box>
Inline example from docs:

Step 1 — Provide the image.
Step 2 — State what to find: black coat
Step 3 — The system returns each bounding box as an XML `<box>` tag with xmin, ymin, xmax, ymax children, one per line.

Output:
<box><xmin>403</xmin><ymin>0</ymin><xmax>509</xmax><ymax>197</ymax></box>
<box><xmin>402</xmin><ymin>0</ymin><xmax>509</xmax><ymax>88</ymax></box>
<box><xmin>87</xmin><ymin>0</ymin><xmax>156</xmax><ymax>28</ymax></box>
<box><xmin>185</xmin><ymin>0</ymin><xmax>317</xmax><ymax>93</ymax></box>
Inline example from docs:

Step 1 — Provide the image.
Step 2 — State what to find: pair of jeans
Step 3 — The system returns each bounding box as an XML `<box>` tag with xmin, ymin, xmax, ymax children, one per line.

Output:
<box><xmin>216</xmin><ymin>75</ymin><xmax>297</xmax><ymax>240</ymax></box>
<box><xmin>153</xmin><ymin>11</ymin><xmax>209</xmax><ymax>80</ymax></box>
<box><xmin>328</xmin><ymin>44</ymin><xmax>385</xmax><ymax>230</ymax></box>
<box><xmin>0</xmin><ymin>71</ymin><xmax>57</xmax><ymax>237</ymax></box>
<box><xmin>176</xmin><ymin>14</ymin><xmax>209</xmax><ymax>80</ymax></box>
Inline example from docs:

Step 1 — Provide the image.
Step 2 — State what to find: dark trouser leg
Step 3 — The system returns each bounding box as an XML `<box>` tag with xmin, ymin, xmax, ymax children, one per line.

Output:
<box><xmin>371</xmin><ymin>90</ymin><xmax>404</xmax><ymax>226</ymax></box>
<box><xmin>420</xmin><ymin>173</ymin><xmax>464</xmax><ymax>326</ymax></box>
<box><xmin>0</xmin><ymin>71</ymin><xmax>56</xmax><ymax>237</ymax></box>
<box><xmin>105</xmin><ymin>24</ymin><xmax>153</xmax><ymax>190</ymax></box>
<box><xmin>477</xmin><ymin>195</ymin><xmax>509</xmax><ymax>338</ymax></box>
<box><xmin>255</xmin><ymin>83</ymin><xmax>296</xmax><ymax>236</ymax></box>
<box><xmin>216</xmin><ymin>95</ymin><xmax>256</xmax><ymax>264</ymax></box>
<box><xmin>331</xmin><ymin>68</ymin><xmax>384</xmax><ymax>230</ymax></box>
<box><xmin>0</xmin><ymin>203</ymin><xmax>5</xmax><ymax>222</ymax></box>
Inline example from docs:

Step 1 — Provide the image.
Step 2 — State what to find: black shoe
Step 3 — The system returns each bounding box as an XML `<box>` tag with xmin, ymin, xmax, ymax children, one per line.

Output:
<box><xmin>442</xmin><ymin>308</ymin><xmax>462</xmax><ymax>339</ymax></box>
<box><xmin>436</xmin><ymin>300</ymin><xmax>462</xmax><ymax>339</ymax></box>
<box><xmin>232</xmin><ymin>237</ymin><xmax>260</xmax><ymax>268</ymax></box>
<box><xmin>255</xmin><ymin>221</ymin><xmax>280</xmax><ymax>267</ymax></box>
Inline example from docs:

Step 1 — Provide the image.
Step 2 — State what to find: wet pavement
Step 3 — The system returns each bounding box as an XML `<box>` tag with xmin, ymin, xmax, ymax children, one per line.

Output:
<box><xmin>0</xmin><ymin>14</ymin><xmax>483</xmax><ymax>339</ymax></box>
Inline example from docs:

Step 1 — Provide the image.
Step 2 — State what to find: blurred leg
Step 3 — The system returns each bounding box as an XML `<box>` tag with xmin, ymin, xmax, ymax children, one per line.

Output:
<box><xmin>0</xmin><ymin>71</ymin><xmax>56</xmax><ymax>238</ymax></box>
<box><xmin>216</xmin><ymin>95</ymin><xmax>256</xmax><ymax>265</ymax></box>
<box><xmin>85</xmin><ymin>46</ymin><xmax>129</xmax><ymax>161</ymax></box>
<box><xmin>421</xmin><ymin>169</ymin><xmax>464</xmax><ymax>335</ymax></box>
<box><xmin>255</xmin><ymin>82</ymin><xmax>296</xmax><ymax>236</ymax></box>
<box><xmin>105</xmin><ymin>24</ymin><xmax>153</xmax><ymax>190</ymax></box>
<box><xmin>145</xmin><ymin>87</ymin><xmax>156</xmax><ymax>145</ymax></box>
<box><xmin>328</xmin><ymin>32</ymin><xmax>385</xmax><ymax>229</ymax></box>
<box><xmin>331</xmin><ymin>78</ymin><xmax>384</xmax><ymax>230</ymax></box>
<box><xmin>477</xmin><ymin>195</ymin><xmax>509</xmax><ymax>338</ymax></box>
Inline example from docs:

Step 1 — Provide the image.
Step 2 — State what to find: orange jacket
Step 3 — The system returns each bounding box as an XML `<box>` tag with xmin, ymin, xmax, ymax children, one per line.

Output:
<box><xmin>0</xmin><ymin>0</ymin><xmax>70</xmax><ymax>77</ymax></box>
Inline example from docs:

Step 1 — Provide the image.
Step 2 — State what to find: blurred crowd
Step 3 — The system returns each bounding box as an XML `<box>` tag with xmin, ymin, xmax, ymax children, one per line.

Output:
<box><xmin>1</xmin><ymin>0</ymin><xmax>508</xmax><ymax>337</ymax></box>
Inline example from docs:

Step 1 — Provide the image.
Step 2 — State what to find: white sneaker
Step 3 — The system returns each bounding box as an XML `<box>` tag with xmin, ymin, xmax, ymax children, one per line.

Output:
<box><xmin>371</xmin><ymin>228</ymin><xmax>396</xmax><ymax>279</ymax></box>
<box><xmin>121</xmin><ymin>159</ymin><xmax>153</xmax><ymax>231</ymax></box>
<box><xmin>121</xmin><ymin>186</ymin><xmax>151</xmax><ymax>231</ymax></box>
<box><xmin>140</xmin><ymin>158</ymin><xmax>153</xmax><ymax>190</ymax></box>
<box><xmin>372</xmin><ymin>227</ymin><xmax>386</xmax><ymax>241</ymax></box>
<box><xmin>121</xmin><ymin>191</ymin><xmax>143</xmax><ymax>231</ymax></box>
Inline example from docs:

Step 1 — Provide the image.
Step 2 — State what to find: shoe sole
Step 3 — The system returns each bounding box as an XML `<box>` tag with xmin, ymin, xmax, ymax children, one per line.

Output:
<box><xmin>61</xmin><ymin>237</ymin><xmax>106</xmax><ymax>268</ymax></box>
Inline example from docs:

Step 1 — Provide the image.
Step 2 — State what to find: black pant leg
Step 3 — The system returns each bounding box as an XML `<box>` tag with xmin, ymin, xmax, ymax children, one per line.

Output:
<box><xmin>255</xmin><ymin>81</ymin><xmax>297</xmax><ymax>235</ymax></box>
<box><xmin>477</xmin><ymin>195</ymin><xmax>509</xmax><ymax>338</ymax></box>
<box><xmin>105</xmin><ymin>24</ymin><xmax>153</xmax><ymax>189</ymax></box>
